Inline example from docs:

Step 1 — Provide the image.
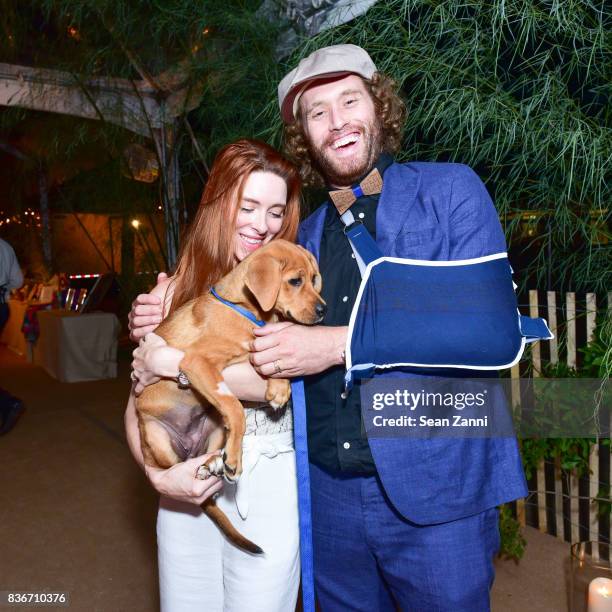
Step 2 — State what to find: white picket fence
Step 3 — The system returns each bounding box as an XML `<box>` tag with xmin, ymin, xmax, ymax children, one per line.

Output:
<box><xmin>511</xmin><ymin>290</ymin><xmax>611</xmax><ymax>557</ymax></box>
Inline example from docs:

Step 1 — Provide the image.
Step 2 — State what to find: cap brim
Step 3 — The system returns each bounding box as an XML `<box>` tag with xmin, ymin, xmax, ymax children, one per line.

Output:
<box><xmin>281</xmin><ymin>71</ymin><xmax>355</xmax><ymax>124</ymax></box>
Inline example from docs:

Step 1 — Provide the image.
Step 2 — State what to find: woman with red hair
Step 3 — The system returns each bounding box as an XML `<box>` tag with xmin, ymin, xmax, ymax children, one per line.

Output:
<box><xmin>125</xmin><ymin>139</ymin><xmax>301</xmax><ymax>612</ymax></box>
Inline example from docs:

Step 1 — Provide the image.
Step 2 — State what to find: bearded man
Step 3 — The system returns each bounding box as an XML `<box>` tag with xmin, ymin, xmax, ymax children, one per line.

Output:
<box><xmin>248</xmin><ymin>45</ymin><xmax>528</xmax><ymax>611</ymax></box>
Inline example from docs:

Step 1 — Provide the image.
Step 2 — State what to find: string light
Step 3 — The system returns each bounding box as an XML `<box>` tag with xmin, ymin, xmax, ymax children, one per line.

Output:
<box><xmin>69</xmin><ymin>274</ymin><xmax>101</xmax><ymax>279</ymax></box>
<box><xmin>191</xmin><ymin>26</ymin><xmax>210</xmax><ymax>53</ymax></box>
<box><xmin>0</xmin><ymin>209</ymin><xmax>44</xmax><ymax>231</ymax></box>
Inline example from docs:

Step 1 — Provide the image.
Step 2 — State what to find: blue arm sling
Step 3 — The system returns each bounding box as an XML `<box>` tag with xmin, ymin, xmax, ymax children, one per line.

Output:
<box><xmin>340</xmin><ymin>212</ymin><xmax>553</xmax><ymax>389</ymax></box>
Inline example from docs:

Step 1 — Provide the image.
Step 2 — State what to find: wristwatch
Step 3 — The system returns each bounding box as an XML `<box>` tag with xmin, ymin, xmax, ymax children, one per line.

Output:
<box><xmin>177</xmin><ymin>369</ymin><xmax>190</xmax><ymax>389</ymax></box>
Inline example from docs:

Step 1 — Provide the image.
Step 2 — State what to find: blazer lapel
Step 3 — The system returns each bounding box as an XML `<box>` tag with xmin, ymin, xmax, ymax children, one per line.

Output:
<box><xmin>300</xmin><ymin>162</ymin><xmax>421</xmax><ymax>259</ymax></box>
<box><xmin>298</xmin><ymin>203</ymin><xmax>328</xmax><ymax>261</ymax></box>
<box><xmin>376</xmin><ymin>163</ymin><xmax>421</xmax><ymax>256</ymax></box>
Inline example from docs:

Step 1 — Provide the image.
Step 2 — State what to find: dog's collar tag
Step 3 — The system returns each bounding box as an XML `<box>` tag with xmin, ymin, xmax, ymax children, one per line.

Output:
<box><xmin>210</xmin><ymin>287</ymin><xmax>266</xmax><ymax>327</ymax></box>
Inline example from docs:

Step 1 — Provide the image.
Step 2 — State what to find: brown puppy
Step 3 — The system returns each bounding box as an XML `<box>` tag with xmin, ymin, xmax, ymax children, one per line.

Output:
<box><xmin>136</xmin><ymin>239</ymin><xmax>325</xmax><ymax>554</ymax></box>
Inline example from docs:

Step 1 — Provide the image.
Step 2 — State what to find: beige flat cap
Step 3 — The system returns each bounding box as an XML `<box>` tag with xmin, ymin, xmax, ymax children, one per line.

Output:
<box><xmin>278</xmin><ymin>44</ymin><xmax>377</xmax><ymax>123</ymax></box>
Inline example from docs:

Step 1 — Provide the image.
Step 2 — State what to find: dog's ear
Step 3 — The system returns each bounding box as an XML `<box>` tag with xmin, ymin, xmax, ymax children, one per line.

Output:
<box><xmin>245</xmin><ymin>254</ymin><xmax>282</xmax><ymax>312</ymax></box>
<box><xmin>299</xmin><ymin>246</ymin><xmax>322</xmax><ymax>291</ymax></box>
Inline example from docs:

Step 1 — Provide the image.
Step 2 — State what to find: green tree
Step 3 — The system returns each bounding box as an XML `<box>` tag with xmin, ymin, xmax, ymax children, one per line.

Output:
<box><xmin>1</xmin><ymin>0</ymin><xmax>609</xmax><ymax>293</ymax></box>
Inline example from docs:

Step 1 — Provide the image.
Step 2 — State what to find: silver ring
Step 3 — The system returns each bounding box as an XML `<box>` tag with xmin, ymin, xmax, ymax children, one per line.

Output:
<box><xmin>274</xmin><ymin>360</ymin><xmax>282</xmax><ymax>375</ymax></box>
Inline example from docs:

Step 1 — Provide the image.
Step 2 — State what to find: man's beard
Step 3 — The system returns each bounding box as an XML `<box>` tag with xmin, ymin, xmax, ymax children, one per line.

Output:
<box><xmin>308</xmin><ymin>118</ymin><xmax>384</xmax><ymax>188</ymax></box>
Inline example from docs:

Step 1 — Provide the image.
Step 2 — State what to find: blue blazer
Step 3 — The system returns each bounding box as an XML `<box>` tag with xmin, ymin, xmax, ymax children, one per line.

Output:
<box><xmin>298</xmin><ymin>161</ymin><xmax>528</xmax><ymax>525</ymax></box>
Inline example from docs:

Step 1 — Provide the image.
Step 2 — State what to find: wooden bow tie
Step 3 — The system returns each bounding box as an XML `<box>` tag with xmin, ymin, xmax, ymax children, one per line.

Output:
<box><xmin>329</xmin><ymin>168</ymin><xmax>383</xmax><ymax>215</ymax></box>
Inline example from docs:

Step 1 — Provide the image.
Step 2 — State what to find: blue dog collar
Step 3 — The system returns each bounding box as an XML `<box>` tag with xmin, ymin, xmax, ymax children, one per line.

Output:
<box><xmin>210</xmin><ymin>287</ymin><xmax>266</xmax><ymax>327</ymax></box>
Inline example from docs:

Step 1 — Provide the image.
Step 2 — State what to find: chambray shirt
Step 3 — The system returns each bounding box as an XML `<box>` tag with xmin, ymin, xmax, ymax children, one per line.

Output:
<box><xmin>0</xmin><ymin>238</ymin><xmax>23</xmax><ymax>301</ymax></box>
<box><xmin>304</xmin><ymin>154</ymin><xmax>393</xmax><ymax>475</ymax></box>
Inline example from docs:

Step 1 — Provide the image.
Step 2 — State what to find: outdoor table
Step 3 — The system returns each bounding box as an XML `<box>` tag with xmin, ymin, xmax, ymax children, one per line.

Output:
<box><xmin>1</xmin><ymin>299</ymin><xmax>30</xmax><ymax>356</ymax></box>
<box><xmin>33</xmin><ymin>309</ymin><xmax>120</xmax><ymax>382</ymax></box>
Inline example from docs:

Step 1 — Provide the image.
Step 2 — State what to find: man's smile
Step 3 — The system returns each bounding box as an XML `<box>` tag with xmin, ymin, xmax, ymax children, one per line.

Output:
<box><xmin>327</xmin><ymin>130</ymin><xmax>365</xmax><ymax>161</ymax></box>
<box><xmin>330</xmin><ymin>132</ymin><xmax>361</xmax><ymax>150</ymax></box>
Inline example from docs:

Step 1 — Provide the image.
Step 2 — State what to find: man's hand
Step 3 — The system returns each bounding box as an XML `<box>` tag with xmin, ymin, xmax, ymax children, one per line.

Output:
<box><xmin>128</xmin><ymin>272</ymin><xmax>168</xmax><ymax>341</ymax></box>
<box><xmin>249</xmin><ymin>322</ymin><xmax>347</xmax><ymax>378</ymax></box>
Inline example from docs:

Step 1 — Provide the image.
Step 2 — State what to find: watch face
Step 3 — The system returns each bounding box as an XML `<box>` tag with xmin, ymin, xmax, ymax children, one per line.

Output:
<box><xmin>177</xmin><ymin>370</ymin><xmax>190</xmax><ymax>388</ymax></box>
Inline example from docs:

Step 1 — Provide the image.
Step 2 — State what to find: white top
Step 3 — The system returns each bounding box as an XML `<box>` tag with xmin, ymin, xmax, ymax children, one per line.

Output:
<box><xmin>244</xmin><ymin>402</ymin><xmax>293</xmax><ymax>436</ymax></box>
<box><xmin>0</xmin><ymin>238</ymin><xmax>23</xmax><ymax>291</ymax></box>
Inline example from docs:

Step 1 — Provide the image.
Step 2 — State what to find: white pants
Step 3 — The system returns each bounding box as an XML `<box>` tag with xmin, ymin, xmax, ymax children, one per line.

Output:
<box><xmin>156</xmin><ymin>432</ymin><xmax>300</xmax><ymax>612</ymax></box>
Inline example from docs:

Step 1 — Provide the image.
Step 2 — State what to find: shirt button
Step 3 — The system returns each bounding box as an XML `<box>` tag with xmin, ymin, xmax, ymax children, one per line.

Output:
<box><xmin>342</xmin><ymin>296</ymin><xmax>348</xmax><ymax>302</ymax></box>
<box><xmin>343</xmin><ymin>442</ymin><xmax>351</xmax><ymax>450</ymax></box>
<box><xmin>351</xmin><ymin>253</ymin><xmax>356</xmax><ymax>259</ymax></box>
<box><xmin>340</xmin><ymin>391</ymin><xmax>348</xmax><ymax>400</ymax></box>
<box><xmin>358</xmin><ymin>212</ymin><xmax>365</xmax><ymax>219</ymax></box>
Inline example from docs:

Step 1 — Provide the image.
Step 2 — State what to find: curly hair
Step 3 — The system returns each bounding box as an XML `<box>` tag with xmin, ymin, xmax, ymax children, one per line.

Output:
<box><xmin>283</xmin><ymin>72</ymin><xmax>406</xmax><ymax>188</ymax></box>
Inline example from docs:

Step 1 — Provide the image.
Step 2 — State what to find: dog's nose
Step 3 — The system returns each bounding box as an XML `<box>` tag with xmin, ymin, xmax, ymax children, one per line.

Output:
<box><xmin>315</xmin><ymin>302</ymin><xmax>327</xmax><ymax>318</ymax></box>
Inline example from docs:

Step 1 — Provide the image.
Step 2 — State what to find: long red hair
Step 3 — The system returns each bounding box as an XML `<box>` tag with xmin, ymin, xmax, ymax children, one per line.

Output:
<box><xmin>169</xmin><ymin>139</ymin><xmax>301</xmax><ymax>313</ymax></box>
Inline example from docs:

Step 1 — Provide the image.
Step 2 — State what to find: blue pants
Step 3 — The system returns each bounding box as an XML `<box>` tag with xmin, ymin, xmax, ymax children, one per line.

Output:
<box><xmin>0</xmin><ymin>303</ymin><xmax>8</xmax><ymax>335</ymax></box>
<box><xmin>310</xmin><ymin>463</ymin><xmax>500</xmax><ymax>612</ymax></box>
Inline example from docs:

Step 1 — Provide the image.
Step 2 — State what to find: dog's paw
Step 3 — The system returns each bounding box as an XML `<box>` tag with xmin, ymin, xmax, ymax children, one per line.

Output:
<box><xmin>196</xmin><ymin>455</ymin><xmax>224</xmax><ymax>480</ymax></box>
<box><xmin>196</xmin><ymin>464</ymin><xmax>210</xmax><ymax>480</ymax></box>
<box><xmin>265</xmin><ymin>378</ymin><xmax>291</xmax><ymax>410</ymax></box>
<box><xmin>221</xmin><ymin>449</ymin><xmax>241</xmax><ymax>484</ymax></box>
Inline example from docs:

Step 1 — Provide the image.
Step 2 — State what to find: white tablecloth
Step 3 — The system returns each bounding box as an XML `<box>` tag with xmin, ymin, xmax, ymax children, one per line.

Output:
<box><xmin>0</xmin><ymin>299</ymin><xmax>29</xmax><ymax>356</ymax></box>
<box><xmin>33</xmin><ymin>310</ymin><xmax>120</xmax><ymax>382</ymax></box>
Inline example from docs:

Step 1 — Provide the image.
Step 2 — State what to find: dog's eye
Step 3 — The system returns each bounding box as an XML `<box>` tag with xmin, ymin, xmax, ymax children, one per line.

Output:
<box><xmin>288</xmin><ymin>278</ymin><xmax>303</xmax><ymax>287</ymax></box>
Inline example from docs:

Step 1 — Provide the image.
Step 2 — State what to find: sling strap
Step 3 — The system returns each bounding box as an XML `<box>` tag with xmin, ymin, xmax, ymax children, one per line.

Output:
<box><xmin>291</xmin><ymin>379</ymin><xmax>315</xmax><ymax>612</ymax></box>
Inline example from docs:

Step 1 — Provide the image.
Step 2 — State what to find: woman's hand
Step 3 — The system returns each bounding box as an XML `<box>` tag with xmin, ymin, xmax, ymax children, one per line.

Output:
<box><xmin>128</xmin><ymin>272</ymin><xmax>168</xmax><ymax>341</ymax></box>
<box><xmin>145</xmin><ymin>452</ymin><xmax>224</xmax><ymax>505</ymax></box>
<box><xmin>131</xmin><ymin>332</ymin><xmax>185</xmax><ymax>395</ymax></box>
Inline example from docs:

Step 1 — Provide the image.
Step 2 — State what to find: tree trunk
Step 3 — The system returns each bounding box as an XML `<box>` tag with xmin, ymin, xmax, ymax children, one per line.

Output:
<box><xmin>38</xmin><ymin>165</ymin><xmax>52</xmax><ymax>274</ymax></box>
<box><xmin>157</xmin><ymin>117</ymin><xmax>180</xmax><ymax>270</ymax></box>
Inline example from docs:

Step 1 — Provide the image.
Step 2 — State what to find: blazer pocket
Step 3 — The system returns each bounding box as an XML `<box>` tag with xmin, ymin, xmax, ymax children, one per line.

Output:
<box><xmin>395</xmin><ymin>227</ymin><xmax>445</xmax><ymax>258</ymax></box>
